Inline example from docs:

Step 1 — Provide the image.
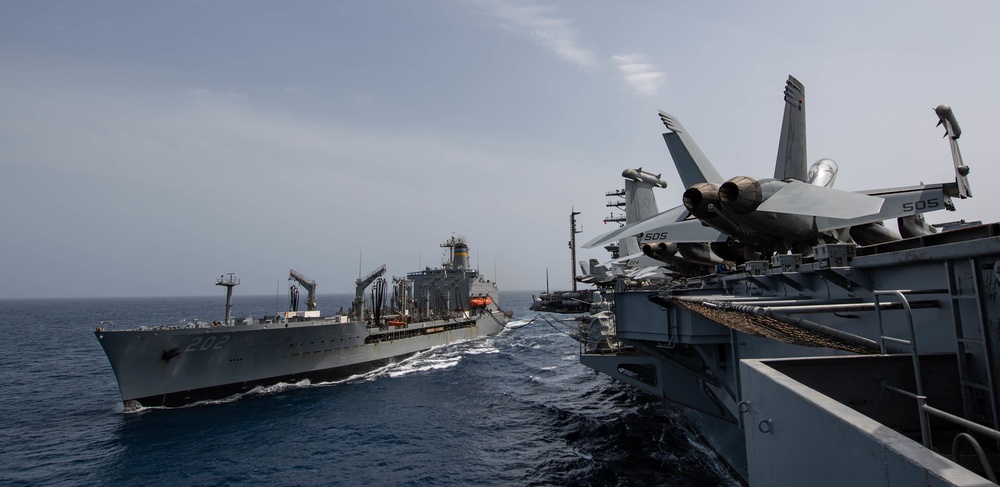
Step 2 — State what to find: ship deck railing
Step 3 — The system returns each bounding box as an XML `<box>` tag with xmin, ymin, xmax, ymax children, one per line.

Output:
<box><xmin>876</xmin><ymin>288</ymin><xmax>1000</xmax><ymax>483</ymax></box>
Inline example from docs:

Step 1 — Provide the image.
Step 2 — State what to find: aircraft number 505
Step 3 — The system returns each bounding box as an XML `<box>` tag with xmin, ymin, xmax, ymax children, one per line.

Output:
<box><xmin>902</xmin><ymin>199</ymin><xmax>940</xmax><ymax>212</ymax></box>
<box><xmin>185</xmin><ymin>335</ymin><xmax>230</xmax><ymax>352</ymax></box>
<box><xmin>643</xmin><ymin>232</ymin><xmax>669</xmax><ymax>241</ymax></box>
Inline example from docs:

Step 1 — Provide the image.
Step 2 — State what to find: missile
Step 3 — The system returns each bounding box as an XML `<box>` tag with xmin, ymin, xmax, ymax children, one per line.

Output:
<box><xmin>935</xmin><ymin>104</ymin><xmax>971</xmax><ymax>198</ymax></box>
<box><xmin>622</xmin><ymin>168</ymin><xmax>669</xmax><ymax>188</ymax></box>
<box><xmin>935</xmin><ymin>104</ymin><xmax>961</xmax><ymax>139</ymax></box>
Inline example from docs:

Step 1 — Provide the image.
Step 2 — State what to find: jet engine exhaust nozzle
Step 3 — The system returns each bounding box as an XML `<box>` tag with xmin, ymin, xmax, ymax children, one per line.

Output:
<box><xmin>642</xmin><ymin>242</ymin><xmax>678</xmax><ymax>262</ymax></box>
<box><xmin>683</xmin><ymin>183</ymin><xmax>721</xmax><ymax>219</ymax></box>
<box><xmin>719</xmin><ymin>176</ymin><xmax>763</xmax><ymax>215</ymax></box>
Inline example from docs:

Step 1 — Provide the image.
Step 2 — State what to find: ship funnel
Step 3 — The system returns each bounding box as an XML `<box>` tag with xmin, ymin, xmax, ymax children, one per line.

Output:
<box><xmin>453</xmin><ymin>241</ymin><xmax>469</xmax><ymax>269</ymax></box>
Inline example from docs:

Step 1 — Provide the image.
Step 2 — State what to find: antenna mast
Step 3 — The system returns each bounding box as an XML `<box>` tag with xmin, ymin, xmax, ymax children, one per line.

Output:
<box><xmin>570</xmin><ymin>208</ymin><xmax>582</xmax><ymax>292</ymax></box>
<box><xmin>216</xmin><ymin>273</ymin><xmax>240</xmax><ymax>325</ymax></box>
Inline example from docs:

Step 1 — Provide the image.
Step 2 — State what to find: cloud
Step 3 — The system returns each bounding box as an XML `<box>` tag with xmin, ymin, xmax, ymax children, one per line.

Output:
<box><xmin>475</xmin><ymin>0</ymin><xmax>598</xmax><ymax>69</ymax></box>
<box><xmin>611</xmin><ymin>53</ymin><xmax>665</xmax><ymax>96</ymax></box>
<box><xmin>473</xmin><ymin>2</ymin><xmax>668</xmax><ymax>97</ymax></box>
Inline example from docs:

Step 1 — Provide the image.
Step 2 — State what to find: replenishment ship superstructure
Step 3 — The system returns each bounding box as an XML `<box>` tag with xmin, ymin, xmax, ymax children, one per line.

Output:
<box><xmin>95</xmin><ymin>237</ymin><xmax>509</xmax><ymax>408</ymax></box>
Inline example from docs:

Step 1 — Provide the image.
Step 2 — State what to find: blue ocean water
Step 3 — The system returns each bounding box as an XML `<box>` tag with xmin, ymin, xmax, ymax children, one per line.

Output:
<box><xmin>0</xmin><ymin>291</ymin><xmax>736</xmax><ymax>486</ymax></box>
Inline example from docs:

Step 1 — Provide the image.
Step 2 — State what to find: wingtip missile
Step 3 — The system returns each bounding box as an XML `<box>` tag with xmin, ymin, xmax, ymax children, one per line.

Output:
<box><xmin>935</xmin><ymin>104</ymin><xmax>971</xmax><ymax>198</ymax></box>
<box><xmin>622</xmin><ymin>167</ymin><xmax>669</xmax><ymax>188</ymax></box>
<box><xmin>935</xmin><ymin>104</ymin><xmax>961</xmax><ymax>139</ymax></box>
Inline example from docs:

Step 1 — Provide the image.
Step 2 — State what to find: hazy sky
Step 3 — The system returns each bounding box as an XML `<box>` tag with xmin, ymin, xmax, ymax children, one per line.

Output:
<box><xmin>3</xmin><ymin>1</ymin><xmax>1000</xmax><ymax>298</ymax></box>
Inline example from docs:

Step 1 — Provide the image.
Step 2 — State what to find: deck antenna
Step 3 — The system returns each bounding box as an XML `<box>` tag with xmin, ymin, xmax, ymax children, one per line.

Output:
<box><xmin>358</xmin><ymin>249</ymin><xmax>362</xmax><ymax>280</ymax></box>
<box><xmin>570</xmin><ymin>208</ymin><xmax>582</xmax><ymax>292</ymax></box>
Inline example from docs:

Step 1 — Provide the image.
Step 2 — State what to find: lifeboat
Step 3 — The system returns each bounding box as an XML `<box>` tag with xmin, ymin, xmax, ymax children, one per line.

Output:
<box><xmin>469</xmin><ymin>296</ymin><xmax>493</xmax><ymax>308</ymax></box>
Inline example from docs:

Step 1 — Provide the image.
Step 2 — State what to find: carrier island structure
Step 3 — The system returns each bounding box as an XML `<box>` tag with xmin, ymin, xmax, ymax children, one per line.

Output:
<box><xmin>576</xmin><ymin>77</ymin><xmax>1000</xmax><ymax>485</ymax></box>
<box><xmin>95</xmin><ymin>237</ymin><xmax>510</xmax><ymax>408</ymax></box>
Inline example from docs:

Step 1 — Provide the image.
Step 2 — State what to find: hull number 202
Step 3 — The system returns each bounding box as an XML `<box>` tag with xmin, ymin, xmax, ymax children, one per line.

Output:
<box><xmin>185</xmin><ymin>335</ymin><xmax>230</xmax><ymax>352</ymax></box>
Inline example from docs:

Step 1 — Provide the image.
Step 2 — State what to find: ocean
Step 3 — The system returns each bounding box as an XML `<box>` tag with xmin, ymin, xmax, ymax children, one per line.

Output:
<box><xmin>0</xmin><ymin>290</ymin><xmax>737</xmax><ymax>486</ymax></box>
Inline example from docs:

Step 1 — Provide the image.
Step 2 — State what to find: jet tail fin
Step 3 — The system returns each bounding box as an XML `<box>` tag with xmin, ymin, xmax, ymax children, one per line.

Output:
<box><xmin>935</xmin><ymin>104</ymin><xmax>972</xmax><ymax>198</ymax></box>
<box><xmin>622</xmin><ymin>168</ymin><xmax>667</xmax><ymax>223</ymax></box>
<box><xmin>659</xmin><ymin>111</ymin><xmax>725</xmax><ymax>186</ymax></box>
<box><xmin>617</xmin><ymin>170</ymin><xmax>667</xmax><ymax>259</ymax></box>
<box><xmin>774</xmin><ymin>75</ymin><xmax>808</xmax><ymax>181</ymax></box>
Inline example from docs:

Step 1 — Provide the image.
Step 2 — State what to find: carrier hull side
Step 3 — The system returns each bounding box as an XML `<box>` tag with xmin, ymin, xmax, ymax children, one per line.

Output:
<box><xmin>582</xmin><ymin>225</ymin><xmax>1000</xmax><ymax>484</ymax></box>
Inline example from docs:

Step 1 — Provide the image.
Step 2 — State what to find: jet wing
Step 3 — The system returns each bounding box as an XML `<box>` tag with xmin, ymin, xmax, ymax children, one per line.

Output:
<box><xmin>756</xmin><ymin>182</ymin><xmax>884</xmax><ymax>219</ymax></box>
<box><xmin>638</xmin><ymin>219</ymin><xmax>727</xmax><ymax>244</ymax></box>
<box><xmin>582</xmin><ymin>204</ymin><xmax>689</xmax><ymax>249</ymax></box>
<box><xmin>628</xmin><ymin>266</ymin><xmax>665</xmax><ymax>280</ymax></box>
<box><xmin>816</xmin><ymin>183</ymin><xmax>958</xmax><ymax>232</ymax></box>
<box><xmin>600</xmin><ymin>252</ymin><xmax>645</xmax><ymax>266</ymax></box>
<box><xmin>659</xmin><ymin>111</ymin><xmax>725</xmax><ymax>186</ymax></box>
<box><xmin>586</xmin><ymin>218</ymin><xmax>724</xmax><ymax>247</ymax></box>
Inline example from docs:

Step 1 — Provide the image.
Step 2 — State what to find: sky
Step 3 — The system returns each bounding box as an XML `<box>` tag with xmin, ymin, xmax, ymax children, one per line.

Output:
<box><xmin>2</xmin><ymin>1</ymin><xmax>1000</xmax><ymax>298</ymax></box>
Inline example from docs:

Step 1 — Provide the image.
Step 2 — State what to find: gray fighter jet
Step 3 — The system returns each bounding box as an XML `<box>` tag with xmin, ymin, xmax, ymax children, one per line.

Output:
<box><xmin>585</xmin><ymin>167</ymin><xmax>681</xmax><ymax>283</ymax></box>
<box><xmin>584</xmin><ymin>76</ymin><xmax>972</xmax><ymax>262</ymax></box>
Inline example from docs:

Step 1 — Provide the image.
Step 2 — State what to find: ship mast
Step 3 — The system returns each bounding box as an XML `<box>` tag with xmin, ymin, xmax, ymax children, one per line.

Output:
<box><xmin>570</xmin><ymin>208</ymin><xmax>582</xmax><ymax>292</ymax></box>
<box><xmin>216</xmin><ymin>273</ymin><xmax>240</xmax><ymax>325</ymax></box>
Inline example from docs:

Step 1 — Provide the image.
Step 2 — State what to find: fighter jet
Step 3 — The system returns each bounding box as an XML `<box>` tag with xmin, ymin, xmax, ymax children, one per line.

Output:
<box><xmin>584</xmin><ymin>76</ymin><xmax>972</xmax><ymax>262</ymax></box>
<box><xmin>587</xmin><ymin>167</ymin><xmax>683</xmax><ymax>282</ymax></box>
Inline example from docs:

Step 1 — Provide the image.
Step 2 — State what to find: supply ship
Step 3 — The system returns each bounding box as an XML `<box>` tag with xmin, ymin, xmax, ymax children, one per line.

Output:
<box><xmin>575</xmin><ymin>76</ymin><xmax>1000</xmax><ymax>484</ymax></box>
<box><xmin>95</xmin><ymin>237</ymin><xmax>509</xmax><ymax>408</ymax></box>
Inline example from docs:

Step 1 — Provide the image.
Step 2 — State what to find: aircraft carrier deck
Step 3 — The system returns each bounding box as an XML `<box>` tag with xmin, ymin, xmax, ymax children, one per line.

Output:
<box><xmin>572</xmin><ymin>75</ymin><xmax>998</xmax><ymax>485</ymax></box>
<box><xmin>581</xmin><ymin>223</ymin><xmax>1000</xmax><ymax>485</ymax></box>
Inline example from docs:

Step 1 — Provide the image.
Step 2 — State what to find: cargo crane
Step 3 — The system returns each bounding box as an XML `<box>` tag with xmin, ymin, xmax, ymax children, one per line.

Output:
<box><xmin>288</xmin><ymin>269</ymin><xmax>317</xmax><ymax>311</ymax></box>
<box><xmin>350</xmin><ymin>264</ymin><xmax>386</xmax><ymax>321</ymax></box>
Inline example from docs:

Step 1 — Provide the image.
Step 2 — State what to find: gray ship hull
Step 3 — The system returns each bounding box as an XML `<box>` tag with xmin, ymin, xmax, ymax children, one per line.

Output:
<box><xmin>96</xmin><ymin>311</ymin><xmax>507</xmax><ymax>407</ymax></box>
<box><xmin>96</xmin><ymin>236</ymin><xmax>508</xmax><ymax>408</ymax></box>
